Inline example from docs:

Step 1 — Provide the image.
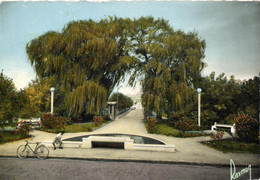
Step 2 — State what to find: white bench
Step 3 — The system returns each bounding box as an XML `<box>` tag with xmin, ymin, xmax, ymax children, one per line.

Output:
<box><xmin>211</xmin><ymin>122</ymin><xmax>236</xmax><ymax>136</ymax></box>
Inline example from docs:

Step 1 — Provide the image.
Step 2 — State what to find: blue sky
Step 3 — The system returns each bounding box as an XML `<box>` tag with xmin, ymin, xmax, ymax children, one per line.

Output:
<box><xmin>0</xmin><ymin>1</ymin><xmax>259</xmax><ymax>94</ymax></box>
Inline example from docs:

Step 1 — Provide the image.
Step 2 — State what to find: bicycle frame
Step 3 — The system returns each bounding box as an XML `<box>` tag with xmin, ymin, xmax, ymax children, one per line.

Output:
<box><xmin>25</xmin><ymin>141</ymin><xmax>41</xmax><ymax>154</ymax></box>
<box><xmin>17</xmin><ymin>140</ymin><xmax>49</xmax><ymax>159</ymax></box>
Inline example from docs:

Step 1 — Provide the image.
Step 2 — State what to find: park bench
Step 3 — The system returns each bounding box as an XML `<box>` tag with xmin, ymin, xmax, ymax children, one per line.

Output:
<box><xmin>211</xmin><ymin>122</ymin><xmax>236</xmax><ymax>136</ymax></box>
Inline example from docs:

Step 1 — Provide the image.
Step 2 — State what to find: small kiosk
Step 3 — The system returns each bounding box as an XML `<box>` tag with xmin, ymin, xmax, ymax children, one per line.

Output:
<box><xmin>107</xmin><ymin>101</ymin><xmax>117</xmax><ymax>120</ymax></box>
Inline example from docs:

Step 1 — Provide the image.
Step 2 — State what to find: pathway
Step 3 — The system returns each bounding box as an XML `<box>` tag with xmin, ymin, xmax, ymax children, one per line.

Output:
<box><xmin>0</xmin><ymin>104</ymin><xmax>258</xmax><ymax>166</ymax></box>
<box><xmin>92</xmin><ymin>108</ymin><xmax>147</xmax><ymax>135</ymax></box>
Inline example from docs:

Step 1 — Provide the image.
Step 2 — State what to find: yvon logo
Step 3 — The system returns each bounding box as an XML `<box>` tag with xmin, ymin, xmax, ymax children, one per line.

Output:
<box><xmin>230</xmin><ymin>159</ymin><xmax>251</xmax><ymax>180</ymax></box>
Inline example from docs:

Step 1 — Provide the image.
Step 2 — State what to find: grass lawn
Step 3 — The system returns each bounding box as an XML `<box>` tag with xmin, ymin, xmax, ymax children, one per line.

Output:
<box><xmin>153</xmin><ymin>121</ymin><xmax>181</xmax><ymax>136</ymax></box>
<box><xmin>0</xmin><ymin>131</ymin><xmax>30</xmax><ymax>144</ymax></box>
<box><xmin>201</xmin><ymin>139</ymin><xmax>259</xmax><ymax>154</ymax></box>
<box><xmin>64</xmin><ymin>123</ymin><xmax>96</xmax><ymax>133</ymax></box>
<box><xmin>150</xmin><ymin>121</ymin><xmax>210</xmax><ymax>138</ymax></box>
<box><xmin>41</xmin><ymin>121</ymin><xmax>109</xmax><ymax>133</ymax></box>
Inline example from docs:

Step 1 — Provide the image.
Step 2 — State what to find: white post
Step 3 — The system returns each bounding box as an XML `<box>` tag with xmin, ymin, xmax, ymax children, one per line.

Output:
<box><xmin>197</xmin><ymin>88</ymin><xmax>202</xmax><ymax>127</ymax></box>
<box><xmin>116</xmin><ymin>85</ymin><xmax>122</xmax><ymax>116</ymax></box>
<box><xmin>198</xmin><ymin>93</ymin><xmax>201</xmax><ymax>126</ymax></box>
<box><xmin>50</xmin><ymin>87</ymin><xmax>55</xmax><ymax>115</ymax></box>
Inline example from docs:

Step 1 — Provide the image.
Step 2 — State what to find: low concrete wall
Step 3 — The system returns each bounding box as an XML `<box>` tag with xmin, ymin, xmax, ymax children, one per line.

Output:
<box><xmin>44</xmin><ymin>136</ymin><xmax>175</xmax><ymax>152</ymax></box>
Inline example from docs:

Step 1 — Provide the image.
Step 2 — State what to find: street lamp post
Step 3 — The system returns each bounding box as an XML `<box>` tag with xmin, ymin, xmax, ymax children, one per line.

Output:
<box><xmin>50</xmin><ymin>87</ymin><xmax>55</xmax><ymax>115</ymax></box>
<box><xmin>117</xmin><ymin>88</ymin><xmax>119</xmax><ymax>114</ymax></box>
<box><xmin>116</xmin><ymin>86</ymin><xmax>122</xmax><ymax>115</ymax></box>
<box><xmin>197</xmin><ymin>88</ymin><xmax>202</xmax><ymax>127</ymax></box>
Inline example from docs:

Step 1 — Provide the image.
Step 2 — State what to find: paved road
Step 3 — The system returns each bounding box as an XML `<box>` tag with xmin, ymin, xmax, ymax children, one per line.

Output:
<box><xmin>93</xmin><ymin>108</ymin><xmax>147</xmax><ymax>135</ymax></box>
<box><xmin>0</xmin><ymin>158</ymin><xmax>259</xmax><ymax>180</ymax></box>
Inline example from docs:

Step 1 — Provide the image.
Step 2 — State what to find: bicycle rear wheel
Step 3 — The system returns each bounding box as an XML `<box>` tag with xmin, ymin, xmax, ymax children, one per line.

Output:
<box><xmin>36</xmin><ymin>145</ymin><xmax>49</xmax><ymax>159</ymax></box>
<box><xmin>17</xmin><ymin>145</ymin><xmax>29</xmax><ymax>159</ymax></box>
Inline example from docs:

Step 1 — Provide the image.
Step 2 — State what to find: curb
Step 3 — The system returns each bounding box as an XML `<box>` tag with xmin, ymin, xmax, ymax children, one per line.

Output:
<box><xmin>0</xmin><ymin>155</ymin><xmax>258</xmax><ymax>168</ymax></box>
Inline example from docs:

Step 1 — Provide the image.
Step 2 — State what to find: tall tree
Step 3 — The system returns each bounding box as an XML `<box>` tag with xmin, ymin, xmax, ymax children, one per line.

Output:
<box><xmin>128</xmin><ymin>19</ymin><xmax>206</xmax><ymax>115</ymax></box>
<box><xmin>27</xmin><ymin>17</ymin><xmax>136</xmax><ymax>118</ymax></box>
<box><xmin>240</xmin><ymin>76</ymin><xmax>259</xmax><ymax>120</ymax></box>
<box><xmin>0</xmin><ymin>71</ymin><xmax>18</xmax><ymax>123</ymax></box>
<box><xmin>109</xmin><ymin>92</ymin><xmax>133</xmax><ymax>111</ymax></box>
<box><xmin>26</xmin><ymin>16</ymin><xmax>206</xmax><ymax>119</ymax></box>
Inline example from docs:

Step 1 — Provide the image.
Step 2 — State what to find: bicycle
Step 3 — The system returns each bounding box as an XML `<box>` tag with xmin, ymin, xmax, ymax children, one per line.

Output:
<box><xmin>17</xmin><ymin>140</ymin><xmax>49</xmax><ymax>159</ymax></box>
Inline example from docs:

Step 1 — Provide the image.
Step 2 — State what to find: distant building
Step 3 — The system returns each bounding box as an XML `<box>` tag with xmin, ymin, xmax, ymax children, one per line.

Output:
<box><xmin>127</xmin><ymin>93</ymin><xmax>142</xmax><ymax>103</ymax></box>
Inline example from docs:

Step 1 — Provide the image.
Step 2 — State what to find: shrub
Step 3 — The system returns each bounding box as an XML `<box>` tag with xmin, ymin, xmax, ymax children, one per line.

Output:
<box><xmin>210</xmin><ymin>131</ymin><xmax>224</xmax><ymax>140</ymax></box>
<box><xmin>234</xmin><ymin>114</ymin><xmax>259</xmax><ymax>143</ymax></box>
<box><xmin>41</xmin><ymin>113</ymin><xmax>67</xmax><ymax>132</ymax></box>
<box><xmin>93</xmin><ymin>116</ymin><xmax>104</xmax><ymax>126</ymax></box>
<box><xmin>223</xmin><ymin>114</ymin><xmax>237</xmax><ymax>124</ymax></box>
<box><xmin>146</xmin><ymin>117</ymin><xmax>158</xmax><ymax>133</ymax></box>
<box><xmin>16</xmin><ymin>121</ymin><xmax>31</xmax><ymax>137</ymax></box>
<box><xmin>175</xmin><ymin>118</ymin><xmax>198</xmax><ymax>131</ymax></box>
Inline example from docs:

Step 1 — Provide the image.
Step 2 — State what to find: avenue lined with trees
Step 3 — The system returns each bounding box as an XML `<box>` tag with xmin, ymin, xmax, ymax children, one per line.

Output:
<box><xmin>0</xmin><ymin>17</ymin><xmax>259</xmax><ymax>150</ymax></box>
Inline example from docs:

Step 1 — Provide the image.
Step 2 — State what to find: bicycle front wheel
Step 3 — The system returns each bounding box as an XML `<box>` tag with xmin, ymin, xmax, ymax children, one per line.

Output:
<box><xmin>17</xmin><ymin>145</ymin><xmax>29</xmax><ymax>159</ymax></box>
<box><xmin>36</xmin><ymin>145</ymin><xmax>49</xmax><ymax>159</ymax></box>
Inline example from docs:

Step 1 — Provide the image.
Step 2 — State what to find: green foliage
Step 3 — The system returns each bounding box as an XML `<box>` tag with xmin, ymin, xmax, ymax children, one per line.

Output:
<box><xmin>109</xmin><ymin>92</ymin><xmax>133</xmax><ymax>111</ymax></box>
<box><xmin>147</xmin><ymin>120</ymin><xmax>209</xmax><ymax>138</ymax></box>
<box><xmin>139</xmin><ymin>27</ymin><xmax>206</xmax><ymax>116</ymax></box>
<box><xmin>25</xmin><ymin>16</ymin><xmax>258</xmax><ymax>125</ymax></box>
<box><xmin>152</xmin><ymin>121</ymin><xmax>181</xmax><ymax>137</ymax></box>
<box><xmin>198</xmin><ymin>73</ymin><xmax>242</xmax><ymax>126</ymax></box>
<box><xmin>41</xmin><ymin>113</ymin><xmax>68</xmax><ymax>132</ymax></box>
<box><xmin>234</xmin><ymin>114</ymin><xmax>259</xmax><ymax>143</ymax></box>
<box><xmin>0</xmin><ymin>71</ymin><xmax>18</xmax><ymax>123</ymax></box>
<box><xmin>240</xmin><ymin>76</ymin><xmax>259</xmax><ymax>119</ymax></box>
<box><xmin>26</xmin><ymin>17</ymin><xmax>137</xmax><ymax>118</ymax></box>
<box><xmin>199</xmin><ymin>74</ymin><xmax>259</xmax><ymax>127</ymax></box>
<box><xmin>26</xmin><ymin>16</ymin><xmax>206</xmax><ymax>119</ymax></box>
<box><xmin>19</xmin><ymin>78</ymin><xmax>54</xmax><ymax>118</ymax></box>
<box><xmin>64</xmin><ymin>123</ymin><xmax>95</xmax><ymax>133</ymax></box>
<box><xmin>170</xmin><ymin>73</ymin><xmax>259</xmax><ymax>129</ymax></box>
<box><xmin>0</xmin><ymin>131</ymin><xmax>30</xmax><ymax>144</ymax></box>
<box><xmin>175</xmin><ymin>117</ymin><xmax>199</xmax><ymax>132</ymax></box>
<box><xmin>17</xmin><ymin>121</ymin><xmax>31</xmax><ymax>137</ymax></box>
<box><xmin>202</xmin><ymin>139</ymin><xmax>259</xmax><ymax>154</ymax></box>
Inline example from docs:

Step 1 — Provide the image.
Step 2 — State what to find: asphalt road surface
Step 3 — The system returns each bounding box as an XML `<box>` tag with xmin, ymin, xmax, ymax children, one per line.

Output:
<box><xmin>0</xmin><ymin>158</ymin><xmax>259</xmax><ymax>180</ymax></box>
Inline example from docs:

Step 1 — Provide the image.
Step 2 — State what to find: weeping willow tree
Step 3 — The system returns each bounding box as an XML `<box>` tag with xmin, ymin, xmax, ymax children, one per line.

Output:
<box><xmin>26</xmin><ymin>17</ymin><xmax>136</xmax><ymax>118</ymax></box>
<box><xmin>125</xmin><ymin>18</ymin><xmax>206</xmax><ymax>116</ymax></box>
<box><xmin>26</xmin><ymin>16</ymin><xmax>206</xmax><ymax>118</ymax></box>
